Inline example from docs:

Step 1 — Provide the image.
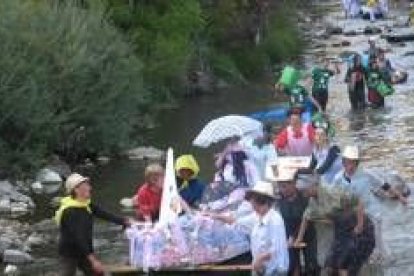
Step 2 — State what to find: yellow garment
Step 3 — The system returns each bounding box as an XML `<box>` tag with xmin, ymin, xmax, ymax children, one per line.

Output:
<box><xmin>54</xmin><ymin>196</ymin><xmax>91</xmax><ymax>226</ymax></box>
<box><xmin>367</xmin><ymin>0</ymin><xmax>378</xmax><ymax>7</ymax></box>
<box><xmin>175</xmin><ymin>154</ymin><xmax>200</xmax><ymax>190</ymax></box>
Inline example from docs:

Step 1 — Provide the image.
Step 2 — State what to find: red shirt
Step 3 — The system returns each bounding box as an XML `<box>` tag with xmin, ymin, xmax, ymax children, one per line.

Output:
<box><xmin>134</xmin><ymin>183</ymin><xmax>162</xmax><ymax>221</ymax></box>
<box><xmin>274</xmin><ymin>123</ymin><xmax>315</xmax><ymax>151</ymax></box>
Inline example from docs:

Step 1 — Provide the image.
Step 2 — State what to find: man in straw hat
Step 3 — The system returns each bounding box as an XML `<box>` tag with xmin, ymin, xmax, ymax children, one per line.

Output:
<box><xmin>277</xmin><ymin>169</ymin><xmax>320</xmax><ymax>276</ymax></box>
<box><xmin>207</xmin><ymin>180</ymin><xmax>289</xmax><ymax>275</ymax></box>
<box><xmin>55</xmin><ymin>173</ymin><xmax>131</xmax><ymax>276</ymax></box>
<box><xmin>333</xmin><ymin>145</ymin><xmax>407</xmax><ymax>261</ymax></box>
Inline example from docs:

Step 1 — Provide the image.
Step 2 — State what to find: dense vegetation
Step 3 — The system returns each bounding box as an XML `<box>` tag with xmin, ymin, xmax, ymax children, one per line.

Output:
<box><xmin>0</xmin><ymin>0</ymin><xmax>303</xmax><ymax>177</ymax></box>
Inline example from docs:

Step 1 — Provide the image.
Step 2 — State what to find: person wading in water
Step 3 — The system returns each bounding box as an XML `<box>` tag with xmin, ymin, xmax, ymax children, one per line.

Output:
<box><xmin>55</xmin><ymin>173</ymin><xmax>131</xmax><ymax>276</ymax></box>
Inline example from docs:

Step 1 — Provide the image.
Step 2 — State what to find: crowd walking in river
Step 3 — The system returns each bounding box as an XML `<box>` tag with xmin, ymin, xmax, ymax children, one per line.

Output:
<box><xmin>42</xmin><ymin>0</ymin><xmax>414</xmax><ymax>275</ymax></box>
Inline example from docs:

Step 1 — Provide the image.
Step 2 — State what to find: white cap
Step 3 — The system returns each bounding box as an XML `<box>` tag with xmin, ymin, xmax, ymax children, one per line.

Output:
<box><xmin>368</xmin><ymin>36</ymin><xmax>376</xmax><ymax>42</ymax></box>
<box><xmin>65</xmin><ymin>173</ymin><xmax>89</xmax><ymax>194</ymax></box>
<box><xmin>342</xmin><ymin>145</ymin><xmax>360</xmax><ymax>160</ymax></box>
<box><xmin>246</xmin><ymin>181</ymin><xmax>276</xmax><ymax>199</ymax></box>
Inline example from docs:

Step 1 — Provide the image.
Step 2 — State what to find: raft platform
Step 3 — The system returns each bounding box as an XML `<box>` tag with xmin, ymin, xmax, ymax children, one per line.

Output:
<box><xmin>105</xmin><ymin>264</ymin><xmax>252</xmax><ymax>275</ymax></box>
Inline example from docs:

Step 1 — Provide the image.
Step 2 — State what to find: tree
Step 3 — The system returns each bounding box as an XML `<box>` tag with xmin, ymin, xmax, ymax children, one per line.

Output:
<box><xmin>0</xmin><ymin>0</ymin><xmax>148</xmax><ymax>175</ymax></box>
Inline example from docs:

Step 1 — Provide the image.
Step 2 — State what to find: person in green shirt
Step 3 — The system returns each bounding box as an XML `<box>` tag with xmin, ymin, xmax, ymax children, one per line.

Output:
<box><xmin>286</xmin><ymin>83</ymin><xmax>322</xmax><ymax>115</ymax></box>
<box><xmin>311</xmin><ymin>59</ymin><xmax>340</xmax><ymax>112</ymax></box>
<box><xmin>366</xmin><ymin>59</ymin><xmax>391</xmax><ymax>109</ymax></box>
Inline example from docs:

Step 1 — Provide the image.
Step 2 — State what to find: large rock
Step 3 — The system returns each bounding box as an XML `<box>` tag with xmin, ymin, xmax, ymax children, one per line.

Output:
<box><xmin>31</xmin><ymin>219</ymin><xmax>56</xmax><ymax>233</ymax></box>
<box><xmin>364</xmin><ymin>26</ymin><xmax>382</xmax><ymax>35</ymax></box>
<box><xmin>36</xmin><ymin>168</ymin><xmax>62</xmax><ymax>194</ymax></box>
<box><xmin>4</xmin><ymin>264</ymin><xmax>18</xmax><ymax>275</ymax></box>
<box><xmin>3</xmin><ymin>249</ymin><xmax>33</xmax><ymax>264</ymax></box>
<box><xmin>326</xmin><ymin>26</ymin><xmax>343</xmax><ymax>35</ymax></box>
<box><xmin>119</xmin><ymin>197</ymin><xmax>134</xmax><ymax>209</ymax></box>
<box><xmin>36</xmin><ymin>168</ymin><xmax>62</xmax><ymax>183</ymax></box>
<box><xmin>0</xmin><ymin>198</ymin><xmax>11</xmax><ymax>213</ymax></box>
<box><xmin>25</xmin><ymin>233</ymin><xmax>45</xmax><ymax>248</ymax></box>
<box><xmin>10</xmin><ymin>202</ymin><xmax>29</xmax><ymax>215</ymax></box>
<box><xmin>0</xmin><ymin>181</ymin><xmax>35</xmax><ymax>209</ymax></box>
<box><xmin>30</xmin><ymin>181</ymin><xmax>43</xmax><ymax>194</ymax></box>
<box><xmin>124</xmin><ymin>146</ymin><xmax>164</xmax><ymax>161</ymax></box>
<box><xmin>0</xmin><ymin>236</ymin><xmax>13</xmax><ymax>255</ymax></box>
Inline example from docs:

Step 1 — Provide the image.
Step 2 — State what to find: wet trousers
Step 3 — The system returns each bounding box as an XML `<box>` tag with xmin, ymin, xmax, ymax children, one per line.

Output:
<box><xmin>60</xmin><ymin>256</ymin><xmax>104</xmax><ymax>276</ymax></box>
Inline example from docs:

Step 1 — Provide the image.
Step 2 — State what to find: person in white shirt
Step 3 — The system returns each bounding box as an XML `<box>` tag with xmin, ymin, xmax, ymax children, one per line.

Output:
<box><xmin>333</xmin><ymin>145</ymin><xmax>407</xmax><ymax>262</ymax></box>
<box><xmin>207</xmin><ymin>180</ymin><xmax>289</xmax><ymax>275</ymax></box>
<box><xmin>241</xmin><ymin>124</ymin><xmax>278</xmax><ymax>180</ymax></box>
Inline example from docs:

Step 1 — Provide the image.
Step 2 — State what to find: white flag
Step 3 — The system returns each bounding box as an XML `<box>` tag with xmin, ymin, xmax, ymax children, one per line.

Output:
<box><xmin>158</xmin><ymin>148</ymin><xmax>182</xmax><ymax>226</ymax></box>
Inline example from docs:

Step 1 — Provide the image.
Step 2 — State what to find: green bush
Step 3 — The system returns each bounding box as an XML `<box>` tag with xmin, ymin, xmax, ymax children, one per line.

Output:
<box><xmin>0</xmin><ymin>0</ymin><xmax>147</xmax><ymax>176</ymax></box>
<box><xmin>202</xmin><ymin>0</ymin><xmax>304</xmax><ymax>81</ymax></box>
<box><xmin>105</xmin><ymin>0</ymin><xmax>304</xmax><ymax>88</ymax></box>
<box><xmin>107</xmin><ymin>0</ymin><xmax>204</xmax><ymax>100</ymax></box>
<box><xmin>262</xmin><ymin>7</ymin><xmax>303</xmax><ymax>64</ymax></box>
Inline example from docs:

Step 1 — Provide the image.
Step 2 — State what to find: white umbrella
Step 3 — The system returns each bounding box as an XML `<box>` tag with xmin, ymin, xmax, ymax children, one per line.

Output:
<box><xmin>192</xmin><ymin>115</ymin><xmax>263</xmax><ymax>148</ymax></box>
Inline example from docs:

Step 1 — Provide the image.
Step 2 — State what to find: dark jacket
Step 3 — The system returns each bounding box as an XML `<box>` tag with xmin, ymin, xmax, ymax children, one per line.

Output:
<box><xmin>58</xmin><ymin>203</ymin><xmax>125</xmax><ymax>259</ymax></box>
<box><xmin>279</xmin><ymin>191</ymin><xmax>316</xmax><ymax>240</ymax></box>
<box><xmin>177</xmin><ymin>177</ymin><xmax>205</xmax><ymax>207</ymax></box>
<box><xmin>310</xmin><ymin>145</ymin><xmax>341</xmax><ymax>175</ymax></box>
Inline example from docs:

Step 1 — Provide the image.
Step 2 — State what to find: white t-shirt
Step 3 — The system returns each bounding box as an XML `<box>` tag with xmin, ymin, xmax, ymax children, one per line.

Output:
<box><xmin>236</xmin><ymin>209</ymin><xmax>289</xmax><ymax>275</ymax></box>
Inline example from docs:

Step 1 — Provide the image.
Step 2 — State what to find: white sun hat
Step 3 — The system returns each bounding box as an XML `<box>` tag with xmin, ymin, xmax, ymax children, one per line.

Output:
<box><xmin>65</xmin><ymin>173</ymin><xmax>89</xmax><ymax>194</ymax></box>
<box><xmin>245</xmin><ymin>180</ymin><xmax>276</xmax><ymax>199</ymax></box>
<box><xmin>342</xmin><ymin>145</ymin><xmax>360</xmax><ymax>160</ymax></box>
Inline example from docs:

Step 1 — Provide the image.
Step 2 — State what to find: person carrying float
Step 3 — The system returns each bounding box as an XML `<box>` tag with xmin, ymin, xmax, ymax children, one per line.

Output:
<box><xmin>277</xmin><ymin>169</ymin><xmax>320</xmax><ymax>276</ymax></box>
<box><xmin>333</xmin><ymin>145</ymin><xmax>408</xmax><ymax>261</ymax></box>
<box><xmin>298</xmin><ymin>127</ymin><xmax>342</xmax><ymax>186</ymax></box>
<box><xmin>207</xmin><ymin>180</ymin><xmax>289</xmax><ymax>276</ymax></box>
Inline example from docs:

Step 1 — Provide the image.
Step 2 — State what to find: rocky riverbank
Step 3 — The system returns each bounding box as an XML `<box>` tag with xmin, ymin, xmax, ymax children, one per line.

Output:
<box><xmin>0</xmin><ymin>146</ymin><xmax>164</xmax><ymax>275</ymax></box>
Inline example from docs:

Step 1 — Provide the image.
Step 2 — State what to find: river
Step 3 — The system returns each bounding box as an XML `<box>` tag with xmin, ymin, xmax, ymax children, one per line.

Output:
<box><xmin>16</xmin><ymin>0</ymin><xmax>414</xmax><ymax>275</ymax></box>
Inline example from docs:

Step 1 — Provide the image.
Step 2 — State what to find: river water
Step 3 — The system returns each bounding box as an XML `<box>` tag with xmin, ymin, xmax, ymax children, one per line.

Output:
<box><xmin>18</xmin><ymin>0</ymin><xmax>414</xmax><ymax>275</ymax></box>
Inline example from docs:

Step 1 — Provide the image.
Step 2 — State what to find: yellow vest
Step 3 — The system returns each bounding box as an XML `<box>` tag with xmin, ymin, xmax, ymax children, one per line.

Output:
<box><xmin>54</xmin><ymin>196</ymin><xmax>91</xmax><ymax>226</ymax></box>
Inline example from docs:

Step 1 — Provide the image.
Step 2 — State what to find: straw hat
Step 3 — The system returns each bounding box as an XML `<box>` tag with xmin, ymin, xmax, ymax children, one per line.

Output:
<box><xmin>265</xmin><ymin>164</ymin><xmax>297</xmax><ymax>183</ymax></box>
<box><xmin>342</xmin><ymin>145</ymin><xmax>360</xmax><ymax>160</ymax></box>
<box><xmin>245</xmin><ymin>181</ymin><xmax>275</xmax><ymax>199</ymax></box>
<box><xmin>65</xmin><ymin>173</ymin><xmax>89</xmax><ymax>194</ymax></box>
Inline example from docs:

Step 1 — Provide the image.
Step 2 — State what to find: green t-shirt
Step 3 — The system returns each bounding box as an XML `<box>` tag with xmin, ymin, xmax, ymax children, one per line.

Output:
<box><xmin>366</xmin><ymin>69</ymin><xmax>382</xmax><ymax>89</ymax></box>
<box><xmin>287</xmin><ymin>85</ymin><xmax>308</xmax><ymax>109</ymax></box>
<box><xmin>312</xmin><ymin>68</ymin><xmax>334</xmax><ymax>92</ymax></box>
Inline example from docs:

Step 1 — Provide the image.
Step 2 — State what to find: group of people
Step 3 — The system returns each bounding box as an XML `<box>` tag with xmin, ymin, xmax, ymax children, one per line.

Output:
<box><xmin>53</xmin><ymin>10</ymin><xmax>408</xmax><ymax>276</ymax></box>
<box><xmin>346</xmin><ymin>38</ymin><xmax>395</xmax><ymax>110</ymax></box>
<box><xmin>342</xmin><ymin>0</ymin><xmax>389</xmax><ymax>21</ymax></box>
<box><xmin>125</xmin><ymin>106</ymin><xmax>406</xmax><ymax>276</ymax></box>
